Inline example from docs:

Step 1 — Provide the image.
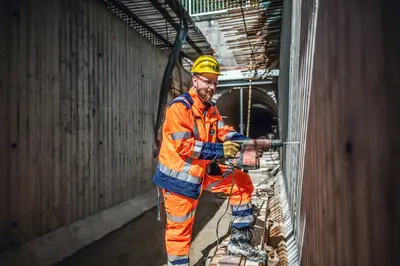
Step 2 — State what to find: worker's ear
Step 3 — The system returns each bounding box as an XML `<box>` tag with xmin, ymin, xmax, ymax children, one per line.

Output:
<box><xmin>192</xmin><ymin>76</ymin><xmax>198</xmax><ymax>88</ymax></box>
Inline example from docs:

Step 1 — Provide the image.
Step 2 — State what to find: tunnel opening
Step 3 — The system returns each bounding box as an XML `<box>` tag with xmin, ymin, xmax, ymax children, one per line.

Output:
<box><xmin>215</xmin><ymin>87</ymin><xmax>278</xmax><ymax>139</ymax></box>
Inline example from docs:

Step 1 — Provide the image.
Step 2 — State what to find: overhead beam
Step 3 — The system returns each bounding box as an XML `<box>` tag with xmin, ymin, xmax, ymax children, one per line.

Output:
<box><xmin>103</xmin><ymin>0</ymin><xmax>191</xmax><ymax>58</ymax></box>
<box><xmin>105</xmin><ymin>0</ymin><xmax>171</xmax><ymax>47</ymax></box>
<box><xmin>217</xmin><ymin>79</ymin><xmax>275</xmax><ymax>88</ymax></box>
<box><xmin>160</xmin><ymin>0</ymin><xmax>204</xmax><ymax>55</ymax></box>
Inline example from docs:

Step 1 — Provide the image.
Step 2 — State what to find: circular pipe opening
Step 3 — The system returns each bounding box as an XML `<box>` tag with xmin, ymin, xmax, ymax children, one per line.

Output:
<box><xmin>216</xmin><ymin>88</ymin><xmax>278</xmax><ymax>138</ymax></box>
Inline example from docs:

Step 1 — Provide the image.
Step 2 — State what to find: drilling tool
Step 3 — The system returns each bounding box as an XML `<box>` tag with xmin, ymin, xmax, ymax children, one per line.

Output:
<box><xmin>218</xmin><ymin>139</ymin><xmax>298</xmax><ymax>170</ymax></box>
<box><xmin>231</xmin><ymin>139</ymin><xmax>283</xmax><ymax>170</ymax></box>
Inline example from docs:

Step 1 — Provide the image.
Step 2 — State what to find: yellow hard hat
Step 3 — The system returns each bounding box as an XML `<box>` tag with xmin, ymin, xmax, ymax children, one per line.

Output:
<box><xmin>191</xmin><ymin>55</ymin><xmax>222</xmax><ymax>75</ymax></box>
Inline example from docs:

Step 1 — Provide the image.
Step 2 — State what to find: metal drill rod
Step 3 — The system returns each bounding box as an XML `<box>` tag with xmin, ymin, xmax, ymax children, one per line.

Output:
<box><xmin>283</xmin><ymin>141</ymin><xmax>300</xmax><ymax>145</ymax></box>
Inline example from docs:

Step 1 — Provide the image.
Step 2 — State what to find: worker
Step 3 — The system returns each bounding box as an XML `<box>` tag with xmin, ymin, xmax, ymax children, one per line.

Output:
<box><xmin>153</xmin><ymin>55</ymin><xmax>268</xmax><ymax>265</ymax></box>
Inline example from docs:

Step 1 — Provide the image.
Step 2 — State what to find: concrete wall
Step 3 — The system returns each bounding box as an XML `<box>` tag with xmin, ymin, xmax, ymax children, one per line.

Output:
<box><xmin>0</xmin><ymin>0</ymin><xmax>191</xmax><ymax>255</ymax></box>
<box><xmin>195</xmin><ymin>20</ymin><xmax>238</xmax><ymax>67</ymax></box>
<box><xmin>279</xmin><ymin>0</ymin><xmax>400</xmax><ymax>265</ymax></box>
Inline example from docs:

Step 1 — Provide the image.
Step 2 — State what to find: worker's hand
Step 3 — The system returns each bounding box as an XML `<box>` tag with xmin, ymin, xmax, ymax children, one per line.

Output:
<box><xmin>223</xmin><ymin>141</ymin><xmax>241</xmax><ymax>157</ymax></box>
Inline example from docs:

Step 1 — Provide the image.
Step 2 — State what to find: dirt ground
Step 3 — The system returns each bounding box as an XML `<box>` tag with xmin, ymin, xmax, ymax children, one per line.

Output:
<box><xmin>55</xmin><ymin>191</ymin><xmax>231</xmax><ymax>266</ymax></box>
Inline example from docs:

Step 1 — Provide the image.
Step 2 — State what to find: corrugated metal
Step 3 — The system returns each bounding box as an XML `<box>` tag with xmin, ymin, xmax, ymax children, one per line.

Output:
<box><xmin>280</xmin><ymin>0</ymin><xmax>317</xmax><ymax>253</ymax></box>
<box><xmin>277</xmin><ymin>0</ymin><xmax>318</xmax><ymax>261</ymax></box>
<box><xmin>0</xmin><ymin>0</ymin><xmax>191</xmax><ymax>250</ymax></box>
<box><xmin>280</xmin><ymin>0</ymin><xmax>400</xmax><ymax>264</ymax></box>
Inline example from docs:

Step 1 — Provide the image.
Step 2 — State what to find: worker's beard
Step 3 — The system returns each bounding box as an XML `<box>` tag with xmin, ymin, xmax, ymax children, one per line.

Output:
<box><xmin>195</xmin><ymin>86</ymin><xmax>214</xmax><ymax>103</ymax></box>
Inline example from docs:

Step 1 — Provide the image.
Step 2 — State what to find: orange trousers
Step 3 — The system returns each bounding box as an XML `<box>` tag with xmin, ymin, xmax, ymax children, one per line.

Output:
<box><xmin>162</xmin><ymin>165</ymin><xmax>254</xmax><ymax>266</ymax></box>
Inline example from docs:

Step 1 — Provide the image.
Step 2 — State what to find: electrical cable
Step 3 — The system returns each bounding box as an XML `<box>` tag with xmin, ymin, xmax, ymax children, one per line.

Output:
<box><xmin>239</xmin><ymin>0</ymin><xmax>253</xmax><ymax>59</ymax></box>
<box><xmin>203</xmin><ymin>145</ymin><xmax>294</xmax><ymax>266</ymax></box>
<box><xmin>203</xmin><ymin>163</ymin><xmax>238</xmax><ymax>265</ymax></box>
<box><xmin>154</xmin><ymin>0</ymin><xmax>188</xmax><ymax>146</ymax></box>
<box><xmin>203</xmin><ymin>165</ymin><xmax>265</xmax><ymax>265</ymax></box>
<box><xmin>238</xmin><ymin>0</ymin><xmax>257</xmax><ymax>137</ymax></box>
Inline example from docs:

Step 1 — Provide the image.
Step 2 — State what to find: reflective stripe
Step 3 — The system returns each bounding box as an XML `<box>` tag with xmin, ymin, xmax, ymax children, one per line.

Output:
<box><xmin>171</xmin><ymin>96</ymin><xmax>191</xmax><ymax>108</ymax></box>
<box><xmin>206</xmin><ymin>179</ymin><xmax>223</xmax><ymax>191</ymax></box>
<box><xmin>206</xmin><ymin>168</ymin><xmax>231</xmax><ymax>191</ymax></box>
<box><xmin>168</xmin><ymin>261</ymin><xmax>189</xmax><ymax>266</ymax></box>
<box><xmin>173</xmin><ymin>96</ymin><xmax>186</xmax><ymax>102</ymax></box>
<box><xmin>168</xmin><ymin>262</ymin><xmax>188</xmax><ymax>266</ymax></box>
<box><xmin>182</xmin><ymin>99</ymin><xmax>191</xmax><ymax>107</ymax></box>
<box><xmin>158</xmin><ymin>163</ymin><xmax>202</xmax><ymax>184</ymax></box>
<box><xmin>217</xmin><ymin>120</ymin><xmax>225</xmax><ymax>129</ymax></box>
<box><xmin>167</xmin><ymin>252</ymin><xmax>189</xmax><ymax>266</ymax></box>
<box><xmin>232</xmin><ymin>214</ymin><xmax>254</xmax><ymax>224</ymax></box>
<box><xmin>231</xmin><ymin>203</ymin><xmax>252</xmax><ymax>212</ymax></box>
<box><xmin>224</xmin><ymin>131</ymin><xmax>236</xmax><ymax>141</ymax></box>
<box><xmin>168</xmin><ymin>255</ymin><xmax>189</xmax><ymax>261</ymax></box>
<box><xmin>193</xmin><ymin>121</ymin><xmax>199</xmax><ymax>139</ymax></box>
<box><xmin>166</xmin><ymin>209</ymin><xmax>196</xmax><ymax>223</ymax></box>
<box><xmin>192</xmin><ymin>141</ymin><xmax>203</xmax><ymax>158</ymax></box>
<box><xmin>171</xmin><ymin>132</ymin><xmax>192</xmax><ymax>140</ymax></box>
<box><xmin>222</xmin><ymin>167</ymin><xmax>233</xmax><ymax>177</ymax></box>
<box><xmin>182</xmin><ymin>158</ymin><xmax>192</xmax><ymax>174</ymax></box>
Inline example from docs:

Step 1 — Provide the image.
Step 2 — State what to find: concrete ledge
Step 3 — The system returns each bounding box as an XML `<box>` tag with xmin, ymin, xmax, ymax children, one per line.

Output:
<box><xmin>0</xmin><ymin>189</ymin><xmax>157</xmax><ymax>266</ymax></box>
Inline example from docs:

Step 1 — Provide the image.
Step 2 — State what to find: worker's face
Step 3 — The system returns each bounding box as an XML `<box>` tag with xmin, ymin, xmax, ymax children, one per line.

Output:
<box><xmin>193</xmin><ymin>73</ymin><xmax>219</xmax><ymax>102</ymax></box>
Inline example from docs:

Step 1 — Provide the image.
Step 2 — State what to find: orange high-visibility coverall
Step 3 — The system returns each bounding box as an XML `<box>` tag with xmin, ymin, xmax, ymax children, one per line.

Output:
<box><xmin>162</xmin><ymin>166</ymin><xmax>254</xmax><ymax>266</ymax></box>
<box><xmin>153</xmin><ymin>88</ymin><xmax>254</xmax><ymax>266</ymax></box>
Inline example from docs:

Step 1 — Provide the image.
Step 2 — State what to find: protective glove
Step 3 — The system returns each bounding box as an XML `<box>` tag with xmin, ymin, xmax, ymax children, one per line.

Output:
<box><xmin>223</xmin><ymin>141</ymin><xmax>241</xmax><ymax>157</ymax></box>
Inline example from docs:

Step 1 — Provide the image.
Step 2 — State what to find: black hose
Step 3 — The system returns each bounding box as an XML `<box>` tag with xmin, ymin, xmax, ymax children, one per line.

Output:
<box><xmin>203</xmin><ymin>164</ymin><xmax>240</xmax><ymax>265</ymax></box>
<box><xmin>154</xmin><ymin>4</ymin><xmax>188</xmax><ymax>146</ymax></box>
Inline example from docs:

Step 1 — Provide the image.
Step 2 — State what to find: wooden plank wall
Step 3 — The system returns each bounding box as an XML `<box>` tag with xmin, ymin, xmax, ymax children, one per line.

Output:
<box><xmin>0</xmin><ymin>0</ymin><xmax>11</xmax><ymax>253</ymax></box>
<box><xmin>299</xmin><ymin>0</ymin><xmax>400</xmax><ymax>265</ymax></box>
<box><xmin>0</xmin><ymin>0</ymin><xmax>191</xmax><ymax>250</ymax></box>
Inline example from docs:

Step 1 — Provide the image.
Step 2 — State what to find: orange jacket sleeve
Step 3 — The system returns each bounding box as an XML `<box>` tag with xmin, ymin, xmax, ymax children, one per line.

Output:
<box><xmin>164</xmin><ymin>103</ymin><xmax>224</xmax><ymax>159</ymax></box>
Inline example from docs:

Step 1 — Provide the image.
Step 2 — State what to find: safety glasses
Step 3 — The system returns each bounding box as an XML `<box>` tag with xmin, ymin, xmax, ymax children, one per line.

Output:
<box><xmin>195</xmin><ymin>75</ymin><xmax>218</xmax><ymax>90</ymax></box>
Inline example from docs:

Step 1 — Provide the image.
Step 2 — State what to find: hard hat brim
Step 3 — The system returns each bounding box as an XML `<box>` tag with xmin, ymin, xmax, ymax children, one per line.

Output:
<box><xmin>192</xmin><ymin>70</ymin><xmax>223</xmax><ymax>76</ymax></box>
